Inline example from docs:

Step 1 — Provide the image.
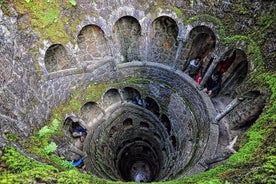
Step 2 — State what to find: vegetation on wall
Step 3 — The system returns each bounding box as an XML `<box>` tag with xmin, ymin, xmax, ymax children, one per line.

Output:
<box><xmin>0</xmin><ymin>1</ymin><xmax>275</xmax><ymax>184</ymax></box>
<box><xmin>12</xmin><ymin>0</ymin><xmax>80</xmax><ymax>44</ymax></box>
<box><xmin>1</xmin><ymin>73</ymin><xmax>275</xmax><ymax>183</ymax></box>
<box><xmin>184</xmin><ymin>13</ymin><xmax>263</xmax><ymax>69</ymax></box>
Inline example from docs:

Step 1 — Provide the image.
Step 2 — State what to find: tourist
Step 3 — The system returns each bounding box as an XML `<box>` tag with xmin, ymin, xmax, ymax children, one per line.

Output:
<box><xmin>185</xmin><ymin>57</ymin><xmax>202</xmax><ymax>79</ymax></box>
<box><xmin>203</xmin><ymin>71</ymin><xmax>222</xmax><ymax>97</ymax></box>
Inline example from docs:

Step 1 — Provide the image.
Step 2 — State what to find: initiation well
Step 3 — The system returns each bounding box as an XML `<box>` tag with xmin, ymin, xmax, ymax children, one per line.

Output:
<box><xmin>0</xmin><ymin>1</ymin><xmax>273</xmax><ymax>183</ymax></box>
<box><xmin>76</xmin><ymin>62</ymin><xmax>218</xmax><ymax>182</ymax></box>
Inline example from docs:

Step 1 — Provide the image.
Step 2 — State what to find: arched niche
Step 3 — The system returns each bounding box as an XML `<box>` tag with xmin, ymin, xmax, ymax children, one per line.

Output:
<box><xmin>160</xmin><ymin>114</ymin><xmax>171</xmax><ymax>135</ymax></box>
<box><xmin>123</xmin><ymin>118</ymin><xmax>133</xmax><ymax>127</ymax></box>
<box><xmin>113</xmin><ymin>16</ymin><xmax>142</xmax><ymax>63</ymax></box>
<box><xmin>170</xmin><ymin>135</ymin><xmax>177</xmax><ymax>150</ymax></box>
<box><xmin>44</xmin><ymin>44</ymin><xmax>71</xmax><ymax>73</ymax></box>
<box><xmin>218</xmin><ymin>49</ymin><xmax>248</xmax><ymax>97</ymax></box>
<box><xmin>63</xmin><ymin>116</ymin><xmax>87</xmax><ymax>138</ymax></box>
<box><xmin>144</xmin><ymin>97</ymin><xmax>160</xmax><ymax>117</ymax></box>
<box><xmin>77</xmin><ymin>25</ymin><xmax>109</xmax><ymax>62</ymax></box>
<box><xmin>148</xmin><ymin>16</ymin><xmax>178</xmax><ymax>65</ymax></box>
<box><xmin>185</xmin><ymin>26</ymin><xmax>216</xmax><ymax>74</ymax></box>
<box><xmin>80</xmin><ymin>102</ymin><xmax>103</xmax><ymax>123</ymax></box>
<box><xmin>102</xmin><ymin>88</ymin><xmax>121</xmax><ymax>108</ymax></box>
<box><xmin>121</xmin><ymin>87</ymin><xmax>141</xmax><ymax>103</ymax></box>
<box><xmin>227</xmin><ymin>91</ymin><xmax>266</xmax><ymax>132</ymax></box>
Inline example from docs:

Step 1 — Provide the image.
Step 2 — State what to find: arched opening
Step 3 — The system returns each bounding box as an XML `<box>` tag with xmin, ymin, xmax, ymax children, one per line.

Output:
<box><xmin>102</xmin><ymin>88</ymin><xmax>121</xmax><ymax>108</ymax></box>
<box><xmin>148</xmin><ymin>16</ymin><xmax>178</xmax><ymax>65</ymax></box>
<box><xmin>63</xmin><ymin>116</ymin><xmax>87</xmax><ymax>165</ymax></box>
<box><xmin>144</xmin><ymin>97</ymin><xmax>160</xmax><ymax>117</ymax></box>
<box><xmin>44</xmin><ymin>44</ymin><xmax>72</xmax><ymax>73</ymax></box>
<box><xmin>117</xmin><ymin>137</ymin><xmax>161</xmax><ymax>182</ymax></box>
<box><xmin>218</xmin><ymin>49</ymin><xmax>248</xmax><ymax>97</ymax></box>
<box><xmin>113</xmin><ymin>16</ymin><xmax>142</xmax><ymax>63</ymax></box>
<box><xmin>140</xmin><ymin>121</ymin><xmax>150</xmax><ymax>128</ymax></box>
<box><xmin>77</xmin><ymin>25</ymin><xmax>109</xmax><ymax>63</ymax></box>
<box><xmin>184</xmin><ymin>26</ymin><xmax>216</xmax><ymax>76</ymax></box>
<box><xmin>122</xmin><ymin>87</ymin><xmax>142</xmax><ymax>104</ymax></box>
<box><xmin>80</xmin><ymin>102</ymin><xmax>103</xmax><ymax>123</ymax></box>
<box><xmin>123</xmin><ymin>118</ymin><xmax>133</xmax><ymax>127</ymax></box>
<box><xmin>161</xmin><ymin>114</ymin><xmax>171</xmax><ymax>135</ymax></box>
<box><xmin>226</xmin><ymin>90</ymin><xmax>266</xmax><ymax>139</ymax></box>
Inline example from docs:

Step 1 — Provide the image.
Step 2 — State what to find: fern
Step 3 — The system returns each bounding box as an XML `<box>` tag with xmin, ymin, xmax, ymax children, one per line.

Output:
<box><xmin>38</xmin><ymin>119</ymin><xmax>60</xmax><ymax>137</ymax></box>
<box><xmin>43</xmin><ymin>142</ymin><xmax>57</xmax><ymax>154</ymax></box>
<box><xmin>38</xmin><ymin>125</ymin><xmax>53</xmax><ymax>137</ymax></box>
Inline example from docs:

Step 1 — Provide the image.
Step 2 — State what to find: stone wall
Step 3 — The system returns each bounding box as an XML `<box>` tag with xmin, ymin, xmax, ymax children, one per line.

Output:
<box><xmin>0</xmin><ymin>0</ymin><xmax>274</xmax><ymax>182</ymax></box>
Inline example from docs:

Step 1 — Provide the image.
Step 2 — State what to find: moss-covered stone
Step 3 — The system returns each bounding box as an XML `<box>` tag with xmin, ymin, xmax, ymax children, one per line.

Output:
<box><xmin>12</xmin><ymin>1</ymin><xmax>79</xmax><ymax>44</ymax></box>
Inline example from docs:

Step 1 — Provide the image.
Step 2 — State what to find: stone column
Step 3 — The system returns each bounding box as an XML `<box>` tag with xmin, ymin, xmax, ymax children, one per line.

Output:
<box><xmin>172</xmin><ymin>24</ymin><xmax>191</xmax><ymax>70</ymax></box>
<box><xmin>215</xmin><ymin>97</ymin><xmax>245</xmax><ymax>121</ymax></box>
<box><xmin>172</xmin><ymin>37</ymin><xmax>185</xmax><ymax>70</ymax></box>
<box><xmin>199</xmin><ymin>57</ymin><xmax>220</xmax><ymax>89</ymax></box>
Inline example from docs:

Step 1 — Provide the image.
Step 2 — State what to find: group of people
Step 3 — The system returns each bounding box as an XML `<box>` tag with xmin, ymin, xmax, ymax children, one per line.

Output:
<box><xmin>185</xmin><ymin>56</ymin><xmax>223</xmax><ymax>97</ymax></box>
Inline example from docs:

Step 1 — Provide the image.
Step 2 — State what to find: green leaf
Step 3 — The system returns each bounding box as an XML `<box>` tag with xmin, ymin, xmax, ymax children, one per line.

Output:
<box><xmin>69</xmin><ymin>0</ymin><xmax>76</xmax><ymax>6</ymax></box>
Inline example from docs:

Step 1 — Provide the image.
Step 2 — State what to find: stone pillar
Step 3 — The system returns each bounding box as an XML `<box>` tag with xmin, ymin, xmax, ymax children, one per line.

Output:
<box><xmin>172</xmin><ymin>24</ymin><xmax>191</xmax><ymax>69</ymax></box>
<box><xmin>199</xmin><ymin>57</ymin><xmax>220</xmax><ymax>89</ymax></box>
<box><xmin>215</xmin><ymin>97</ymin><xmax>245</xmax><ymax>121</ymax></box>
<box><xmin>172</xmin><ymin>38</ymin><xmax>185</xmax><ymax>69</ymax></box>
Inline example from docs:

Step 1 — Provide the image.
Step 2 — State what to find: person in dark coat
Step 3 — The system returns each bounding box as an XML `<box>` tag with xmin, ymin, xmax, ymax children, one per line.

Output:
<box><xmin>203</xmin><ymin>71</ymin><xmax>222</xmax><ymax>97</ymax></box>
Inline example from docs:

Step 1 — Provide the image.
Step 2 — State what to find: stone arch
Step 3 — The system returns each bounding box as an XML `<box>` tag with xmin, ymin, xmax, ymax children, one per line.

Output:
<box><xmin>148</xmin><ymin>16</ymin><xmax>178</xmax><ymax>65</ymax></box>
<box><xmin>218</xmin><ymin>49</ymin><xmax>248</xmax><ymax>97</ymax></box>
<box><xmin>44</xmin><ymin>44</ymin><xmax>71</xmax><ymax>73</ymax></box>
<box><xmin>144</xmin><ymin>97</ymin><xmax>160</xmax><ymax>117</ymax></box>
<box><xmin>80</xmin><ymin>102</ymin><xmax>104</xmax><ymax>124</ymax></box>
<box><xmin>63</xmin><ymin>115</ymin><xmax>87</xmax><ymax>138</ymax></box>
<box><xmin>113</xmin><ymin>16</ymin><xmax>142</xmax><ymax>63</ymax></box>
<box><xmin>102</xmin><ymin>88</ymin><xmax>121</xmax><ymax>108</ymax></box>
<box><xmin>227</xmin><ymin>90</ymin><xmax>266</xmax><ymax>131</ymax></box>
<box><xmin>123</xmin><ymin>118</ymin><xmax>133</xmax><ymax>127</ymax></box>
<box><xmin>121</xmin><ymin>87</ymin><xmax>142</xmax><ymax>103</ymax></box>
<box><xmin>77</xmin><ymin>25</ymin><xmax>109</xmax><ymax>62</ymax></box>
<box><xmin>184</xmin><ymin>26</ymin><xmax>216</xmax><ymax>73</ymax></box>
<box><xmin>77</xmin><ymin>15</ymin><xmax>110</xmax><ymax>37</ymax></box>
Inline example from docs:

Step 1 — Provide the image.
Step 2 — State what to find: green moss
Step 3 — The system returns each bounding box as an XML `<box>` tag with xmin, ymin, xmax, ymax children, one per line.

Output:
<box><xmin>4</xmin><ymin>133</ymin><xmax>19</xmax><ymax>142</ymax></box>
<box><xmin>184</xmin><ymin>14</ymin><xmax>226</xmax><ymax>37</ymax></box>
<box><xmin>91</xmin><ymin>12</ymin><xmax>100</xmax><ymax>18</ymax></box>
<box><xmin>0</xmin><ymin>0</ymin><xmax>13</xmax><ymax>16</ymax></box>
<box><xmin>234</xmin><ymin>3</ymin><xmax>250</xmax><ymax>15</ymax></box>
<box><xmin>172</xmin><ymin>7</ymin><xmax>183</xmax><ymax>18</ymax></box>
<box><xmin>184</xmin><ymin>14</ymin><xmax>263</xmax><ymax>68</ymax></box>
<box><xmin>69</xmin><ymin>0</ymin><xmax>77</xmax><ymax>6</ymax></box>
<box><xmin>223</xmin><ymin>35</ymin><xmax>262</xmax><ymax>66</ymax></box>
<box><xmin>257</xmin><ymin>14</ymin><xmax>274</xmax><ymax>27</ymax></box>
<box><xmin>13</xmin><ymin>1</ymin><xmax>73</xmax><ymax>44</ymax></box>
<box><xmin>1</xmin><ymin>146</ymin><xmax>58</xmax><ymax>174</ymax></box>
<box><xmin>0</xmin><ymin>146</ymin><xmax>98</xmax><ymax>184</ymax></box>
<box><xmin>149</xmin><ymin>3</ymin><xmax>184</xmax><ymax>19</ymax></box>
